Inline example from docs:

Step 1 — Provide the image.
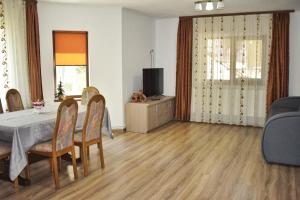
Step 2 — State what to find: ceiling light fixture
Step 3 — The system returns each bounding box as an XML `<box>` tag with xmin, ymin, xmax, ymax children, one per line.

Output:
<box><xmin>206</xmin><ymin>1</ymin><xmax>214</xmax><ymax>11</ymax></box>
<box><xmin>217</xmin><ymin>0</ymin><xmax>225</xmax><ymax>9</ymax></box>
<box><xmin>194</xmin><ymin>0</ymin><xmax>224</xmax><ymax>11</ymax></box>
<box><xmin>194</xmin><ymin>2</ymin><xmax>203</xmax><ymax>11</ymax></box>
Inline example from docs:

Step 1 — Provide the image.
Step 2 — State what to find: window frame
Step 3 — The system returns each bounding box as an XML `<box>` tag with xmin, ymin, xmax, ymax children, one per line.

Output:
<box><xmin>205</xmin><ymin>35</ymin><xmax>267</xmax><ymax>85</ymax></box>
<box><xmin>52</xmin><ymin>30</ymin><xmax>89</xmax><ymax>100</ymax></box>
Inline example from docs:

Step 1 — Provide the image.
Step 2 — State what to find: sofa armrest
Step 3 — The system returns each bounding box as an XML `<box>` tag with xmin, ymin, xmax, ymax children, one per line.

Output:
<box><xmin>262</xmin><ymin>111</ymin><xmax>300</xmax><ymax>164</ymax></box>
<box><xmin>270</xmin><ymin>97</ymin><xmax>300</xmax><ymax>110</ymax></box>
<box><xmin>265</xmin><ymin>111</ymin><xmax>300</xmax><ymax>125</ymax></box>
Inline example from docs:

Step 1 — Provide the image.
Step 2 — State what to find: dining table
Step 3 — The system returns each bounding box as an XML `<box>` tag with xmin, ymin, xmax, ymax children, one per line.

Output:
<box><xmin>0</xmin><ymin>103</ymin><xmax>113</xmax><ymax>181</ymax></box>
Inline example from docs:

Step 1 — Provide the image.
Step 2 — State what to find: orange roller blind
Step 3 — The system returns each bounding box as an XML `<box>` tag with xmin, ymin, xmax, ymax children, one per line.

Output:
<box><xmin>54</xmin><ymin>32</ymin><xmax>87</xmax><ymax>66</ymax></box>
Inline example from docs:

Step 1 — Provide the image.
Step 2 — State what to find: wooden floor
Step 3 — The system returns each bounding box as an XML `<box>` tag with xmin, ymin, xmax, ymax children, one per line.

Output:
<box><xmin>1</xmin><ymin>122</ymin><xmax>300</xmax><ymax>200</ymax></box>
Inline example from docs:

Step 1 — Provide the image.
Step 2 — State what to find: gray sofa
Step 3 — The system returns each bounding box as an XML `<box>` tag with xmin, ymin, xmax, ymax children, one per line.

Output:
<box><xmin>262</xmin><ymin>97</ymin><xmax>300</xmax><ymax>166</ymax></box>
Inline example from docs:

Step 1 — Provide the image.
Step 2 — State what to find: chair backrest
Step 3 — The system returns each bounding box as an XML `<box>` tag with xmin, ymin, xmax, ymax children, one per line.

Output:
<box><xmin>53</xmin><ymin>98</ymin><xmax>78</xmax><ymax>152</ymax></box>
<box><xmin>81</xmin><ymin>86</ymin><xmax>100</xmax><ymax>106</ymax></box>
<box><xmin>6</xmin><ymin>89</ymin><xmax>24</xmax><ymax>112</ymax></box>
<box><xmin>82</xmin><ymin>94</ymin><xmax>105</xmax><ymax>142</ymax></box>
<box><xmin>0</xmin><ymin>99</ymin><xmax>3</xmax><ymax>114</ymax></box>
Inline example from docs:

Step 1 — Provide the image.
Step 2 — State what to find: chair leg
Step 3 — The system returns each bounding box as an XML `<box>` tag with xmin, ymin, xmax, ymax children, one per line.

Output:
<box><xmin>98</xmin><ymin>140</ymin><xmax>105</xmax><ymax>168</ymax></box>
<box><xmin>82</xmin><ymin>145</ymin><xmax>89</xmax><ymax>177</ymax></box>
<box><xmin>87</xmin><ymin>146</ymin><xmax>90</xmax><ymax>159</ymax></box>
<box><xmin>24</xmin><ymin>165</ymin><xmax>31</xmax><ymax>180</ymax></box>
<box><xmin>25</xmin><ymin>153</ymin><xmax>31</xmax><ymax>180</ymax></box>
<box><xmin>71</xmin><ymin>147</ymin><xmax>78</xmax><ymax>179</ymax></box>
<box><xmin>57</xmin><ymin>157</ymin><xmax>61</xmax><ymax>172</ymax></box>
<box><xmin>13</xmin><ymin>177</ymin><xmax>19</xmax><ymax>190</ymax></box>
<box><xmin>80</xmin><ymin>147</ymin><xmax>83</xmax><ymax>161</ymax></box>
<box><xmin>51</xmin><ymin>156</ymin><xmax>60</xmax><ymax>189</ymax></box>
<box><xmin>49</xmin><ymin>158</ymin><xmax>52</xmax><ymax>171</ymax></box>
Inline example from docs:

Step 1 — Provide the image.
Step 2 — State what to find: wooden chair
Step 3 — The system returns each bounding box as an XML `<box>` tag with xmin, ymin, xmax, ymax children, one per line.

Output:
<box><xmin>74</xmin><ymin>94</ymin><xmax>105</xmax><ymax>177</ymax></box>
<box><xmin>28</xmin><ymin>98</ymin><xmax>79</xmax><ymax>189</ymax></box>
<box><xmin>81</xmin><ymin>86</ymin><xmax>100</xmax><ymax>106</ymax></box>
<box><xmin>6</xmin><ymin>89</ymin><xmax>24</xmax><ymax>112</ymax></box>
<box><xmin>0</xmin><ymin>141</ymin><xmax>18</xmax><ymax>189</ymax></box>
<box><xmin>80</xmin><ymin>86</ymin><xmax>101</xmax><ymax>155</ymax></box>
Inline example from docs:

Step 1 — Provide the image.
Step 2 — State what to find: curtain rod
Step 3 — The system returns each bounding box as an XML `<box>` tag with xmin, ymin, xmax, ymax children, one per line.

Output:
<box><xmin>182</xmin><ymin>9</ymin><xmax>294</xmax><ymax>19</ymax></box>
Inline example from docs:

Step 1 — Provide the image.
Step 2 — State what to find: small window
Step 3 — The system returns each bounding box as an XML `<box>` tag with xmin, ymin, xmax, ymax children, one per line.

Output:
<box><xmin>53</xmin><ymin>31</ymin><xmax>89</xmax><ymax>97</ymax></box>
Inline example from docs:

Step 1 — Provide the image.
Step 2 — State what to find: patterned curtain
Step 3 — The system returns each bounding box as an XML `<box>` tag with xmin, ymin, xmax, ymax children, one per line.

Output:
<box><xmin>191</xmin><ymin>14</ymin><xmax>272</xmax><ymax>127</ymax></box>
<box><xmin>0</xmin><ymin>0</ymin><xmax>8</xmax><ymax>109</ymax></box>
<box><xmin>0</xmin><ymin>0</ymin><xmax>31</xmax><ymax>110</ymax></box>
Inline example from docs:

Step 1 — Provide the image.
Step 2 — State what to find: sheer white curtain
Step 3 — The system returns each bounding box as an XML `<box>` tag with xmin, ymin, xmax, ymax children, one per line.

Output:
<box><xmin>0</xmin><ymin>0</ymin><xmax>8</xmax><ymax>109</ymax></box>
<box><xmin>0</xmin><ymin>0</ymin><xmax>31</xmax><ymax>109</ymax></box>
<box><xmin>191</xmin><ymin>14</ymin><xmax>272</xmax><ymax>127</ymax></box>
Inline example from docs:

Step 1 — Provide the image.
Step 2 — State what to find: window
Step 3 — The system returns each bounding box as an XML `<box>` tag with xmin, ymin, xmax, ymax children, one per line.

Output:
<box><xmin>206</xmin><ymin>37</ymin><xmax>265</xmax><ymax>83</ymax></box>
<box><xmin>235</xmin><ymin>39</ymin><xmax>263</xmax><ymax>80</ymax></box>
<box><xmin>207</xmin><ymin>38</ymin><xmax>231</xmax><ymax>80</ymax></box>
<box><xmin>53</xmin><ymin>31</ymin><xmax>89</xmax><ymax>97</ymax></box>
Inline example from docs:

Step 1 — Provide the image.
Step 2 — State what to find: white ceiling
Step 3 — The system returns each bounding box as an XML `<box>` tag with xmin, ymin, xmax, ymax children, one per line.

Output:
<box><xmin>39</xmin><ymin>0</ymin><xmax>300</xmax><ymax>18</ymax></box>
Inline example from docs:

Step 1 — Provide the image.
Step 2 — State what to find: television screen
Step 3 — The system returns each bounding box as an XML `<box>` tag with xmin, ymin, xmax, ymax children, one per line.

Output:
<box><xmin>143</xmin><ymin>68</ymin><xmax>163</xmax><ymax>97</ymax></box>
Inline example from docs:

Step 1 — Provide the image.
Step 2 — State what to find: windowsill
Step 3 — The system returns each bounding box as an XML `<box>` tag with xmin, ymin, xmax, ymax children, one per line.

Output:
<box><xmin>54</xmin><ymin>95</ymin><xmax>82</xmax><ymax>102</ymax></box>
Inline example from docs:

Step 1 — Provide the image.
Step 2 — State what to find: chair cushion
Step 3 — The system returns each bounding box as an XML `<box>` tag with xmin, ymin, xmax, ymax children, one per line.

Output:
<box><xmin>30</xmin><ymin>140</ymin><xmax>52</xmax><ymax>152</ymax></box>
<box><xmin>74</xmin><ymin>132</ymin><xmax>83</xmax><ymax>143</ymax></box>
<box><xmin>0</xmin><ymin>142</ymin><xmax>11</xmax><ymax>156</ymax></box>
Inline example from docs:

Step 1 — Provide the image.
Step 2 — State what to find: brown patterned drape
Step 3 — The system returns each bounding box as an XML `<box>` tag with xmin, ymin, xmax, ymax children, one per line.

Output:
<box><xmin>175</xmin><ymin>17</ymin><xmax>193</xmax><ymax>121</ymax></box>
<box><xmin>26</xmin><ymin>0</ymin><xmax>43</xmax><ymax>101</ymax></box>
<box><xmin>266</xmin><ymin>12</ymin><xmax>290</xmax><ymax>111</ymax></box>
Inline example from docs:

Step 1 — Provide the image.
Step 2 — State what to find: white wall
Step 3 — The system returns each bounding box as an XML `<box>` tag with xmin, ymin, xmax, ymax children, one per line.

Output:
<box><xmin>155</xmin><ymin>18</ymin><xmax>179</xmax><ymax>96</ymax></box>
<box><xmin>38</xmin><ymin>2</ymin><xmax>124</xmax><ymax>127</ymax></box>
<box><xmin>122</xmin><ymin>8</ymin><xmax>155</xmax><ymax>105</ymax></box>
<box><xmin>289</xmin><ymin>10</ymin><xmax>300</xmax><ymax>96</ymax></box>
<box><xmin>38</xmin><ymin>3</ymin><xmax>156</xmax><ymax>128</ymax></box>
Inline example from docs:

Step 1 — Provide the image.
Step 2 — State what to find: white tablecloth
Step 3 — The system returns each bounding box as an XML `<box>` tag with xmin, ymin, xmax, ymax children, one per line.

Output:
<box><xmin>0</xmin><ymin>104</ymin><xmax>113</xmax><ymax>180</ymax></box>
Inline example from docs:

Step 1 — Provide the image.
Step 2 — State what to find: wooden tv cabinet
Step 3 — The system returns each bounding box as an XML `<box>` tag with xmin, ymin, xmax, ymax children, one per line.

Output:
<box><xmin>125</xmin><ymin>96</ymin><xmax>175</xmax><ymax>133</ymax></box>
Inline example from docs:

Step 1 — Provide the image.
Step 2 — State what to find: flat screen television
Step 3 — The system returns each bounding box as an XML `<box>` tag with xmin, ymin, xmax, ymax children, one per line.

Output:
<box><xmin>143</xmin><ymin>68</ymin><xmax>163</xmax><ymax>97</ymax></box>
